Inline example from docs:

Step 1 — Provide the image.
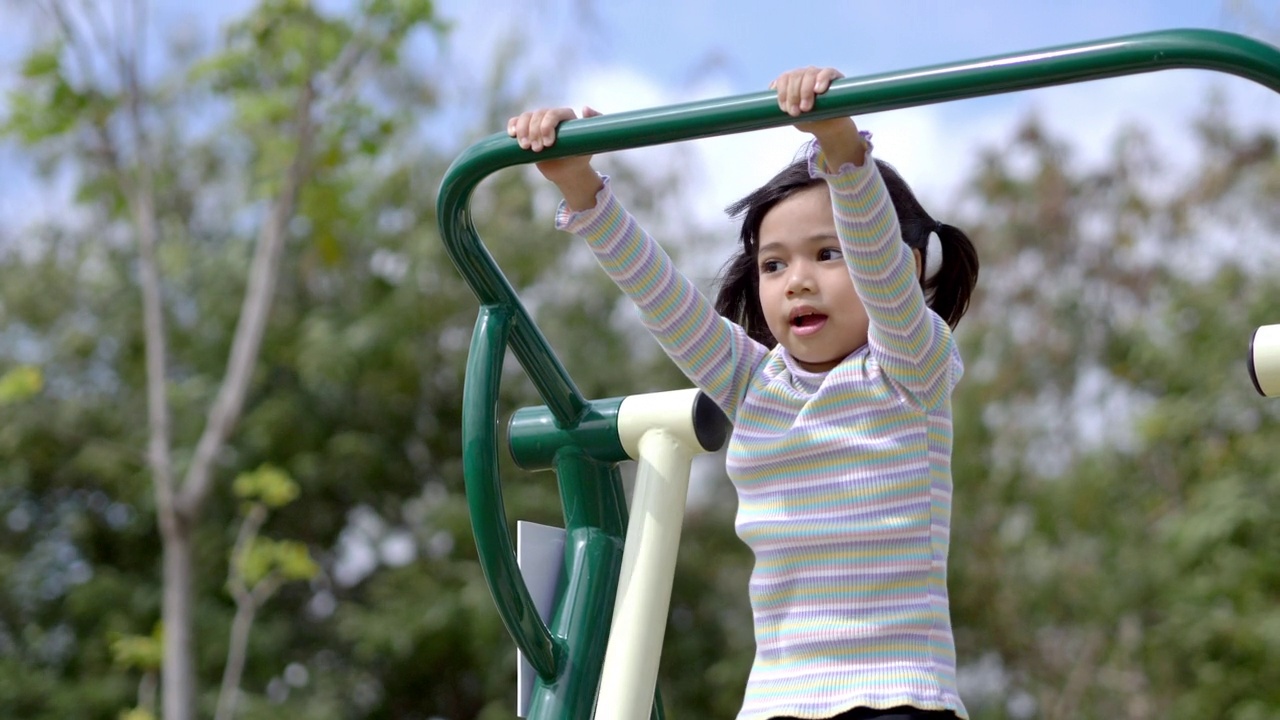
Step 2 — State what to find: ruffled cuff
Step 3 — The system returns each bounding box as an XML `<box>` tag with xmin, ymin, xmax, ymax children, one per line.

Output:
<box><xmin>554</xmin><ymin>174</ymin><xmax>613</xmax><ymax>232</ymax></box>
<box><xmin>806</xmin><ymin>130</ymin><xmax>876</xmax><ymax>185</ymax></box>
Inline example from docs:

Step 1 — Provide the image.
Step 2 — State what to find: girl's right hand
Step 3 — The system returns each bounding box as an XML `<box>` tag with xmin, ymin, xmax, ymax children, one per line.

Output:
<box><xmin>508</xmin><ymin>107</ymin><xmax>605</xmax><ymax>211</ymax></box>
<box><xmin>507</xmin><ymin>106</ymin><xmax>602</xmax><ymax>182</ymax></box>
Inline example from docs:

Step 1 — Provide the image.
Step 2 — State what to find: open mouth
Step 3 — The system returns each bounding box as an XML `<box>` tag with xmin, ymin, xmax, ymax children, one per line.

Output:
<box><xmin>791</xmin><ymin>313</ymin><xmax>826</xmax><ymax>327</ymax></box>
<box><xmin>789</xmin><ymin>312</ymin><xmax>828</xmax><ymax>334</ymax></box>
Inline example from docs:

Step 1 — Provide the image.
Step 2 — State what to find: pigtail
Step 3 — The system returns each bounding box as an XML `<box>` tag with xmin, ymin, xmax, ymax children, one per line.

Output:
<box><xmin>720</xmin><ymin>153</ymin><xmax>979</xmax><ymax>341</ymax></box>
<box><xmin>924</xmin><ymin>223</ymin><xmax>979</xmax><ymax>329</ymax></box>
<box><xmin>717</xmin><ymin>159</ymin><xmax>818</xmax><ymax>349</ymax></box>
<box><xmin>715</xmin><ymin>250</ymin><xmax>776</xmax><ymax>347</ymax></box>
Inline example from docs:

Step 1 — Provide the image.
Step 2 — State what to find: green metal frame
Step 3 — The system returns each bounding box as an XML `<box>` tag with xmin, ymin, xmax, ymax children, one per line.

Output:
<box><xmin>436</xmin><ymin>29</ymin><xmax>1280</xmax><ymax>719</ymax></box>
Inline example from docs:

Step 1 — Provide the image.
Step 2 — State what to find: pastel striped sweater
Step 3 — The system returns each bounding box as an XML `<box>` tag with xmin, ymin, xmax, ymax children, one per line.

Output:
<box><xmin>556</xmin><ymin>142</ymin><xmax>967</xmax><ymax>720</ymax></box>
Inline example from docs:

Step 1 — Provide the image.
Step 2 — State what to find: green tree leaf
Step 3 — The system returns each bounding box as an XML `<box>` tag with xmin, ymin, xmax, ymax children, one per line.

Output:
<box><xmin>0</xmin><ymin>366</ymin><xmax>43</xmax><ymax>405</ymax></box>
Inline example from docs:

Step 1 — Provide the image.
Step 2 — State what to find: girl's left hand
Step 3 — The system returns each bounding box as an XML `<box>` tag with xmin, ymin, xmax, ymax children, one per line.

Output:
<box><xmin>771</xmin><ymin>66</ymin><xmax>865</xmax><ymax>165</ymax></box>
<box><xmin>771</xmin><ymin>66</ymin><xmax>844</xmax><ymax>119</ymax></box>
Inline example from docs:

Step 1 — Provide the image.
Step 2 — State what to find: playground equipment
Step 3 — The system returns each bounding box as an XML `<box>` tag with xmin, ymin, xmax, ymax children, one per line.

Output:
<box><xmin>436</xmin><ymin>29</ymin><xmax>1280</xmax><ymax>720</ymax></box>
<box><xmin>1250</xmin><ymin>324</ymin><xmax>1280</xmax><ymax>396</ymax></box>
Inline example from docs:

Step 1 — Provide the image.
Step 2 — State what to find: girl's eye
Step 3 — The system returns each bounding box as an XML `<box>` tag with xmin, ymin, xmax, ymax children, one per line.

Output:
<box><xmin>760</xmin><ymin>259</ymin><xmax>783</xmax><ymax>274</ymax></box>
<box><xmin>818</xmin><ymin>248</ymin><xmax>843</xmax><ymax>261</ymax></box>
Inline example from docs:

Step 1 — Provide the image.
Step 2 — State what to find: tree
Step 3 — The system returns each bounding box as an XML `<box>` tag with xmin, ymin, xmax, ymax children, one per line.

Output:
<box><xmin>0</xmin><ymin>2</ymin><xmax>702</xmax><ymax>717</ymax></box>
<box><xmin>945</xmin><ymin>104</ymin><xmax>1280</xmax><ymax>718</ymax></box>
<box><xmin>3</xmin><ymin>1</ymin><xmax>444</xmax><ymax>717</ymax></box>
<box><xmin>10</xmin><ymin>3</ymin><xmax>1277</xmax><ymax>715</ymax></box>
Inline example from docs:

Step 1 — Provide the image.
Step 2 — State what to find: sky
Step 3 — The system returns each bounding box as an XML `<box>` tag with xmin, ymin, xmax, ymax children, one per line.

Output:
<box><xmin>3</xmin><ymin>1</ymin><xmax>1279</xmax><ymax>232</ymax></box>
<box><xmin>425</xmin><ymin>0</ymin><xmax>1280</xmax><ymax>236</ymax></box>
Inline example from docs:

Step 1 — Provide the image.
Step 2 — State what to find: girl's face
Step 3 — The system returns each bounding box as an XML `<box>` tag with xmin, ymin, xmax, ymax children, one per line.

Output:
<box><xmin>756</xmin><ymin>184</ymin><xmax>868</xmax><ymax>372</ymax></box>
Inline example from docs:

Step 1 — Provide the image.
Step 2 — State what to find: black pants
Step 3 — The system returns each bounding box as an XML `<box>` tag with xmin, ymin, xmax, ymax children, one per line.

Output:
<box><xmin>772</xmin><ymin>706</ymin><xmax>959</xmax><ymax>720</ymax></box>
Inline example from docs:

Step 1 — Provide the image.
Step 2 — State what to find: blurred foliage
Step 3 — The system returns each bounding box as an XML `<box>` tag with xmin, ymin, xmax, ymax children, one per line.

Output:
<box><xmin>0</xmin><ymin>366</ymin><xmax>43</xmax><ymax>406</ymax></box>
<box><xmin>111</xmin><ymin>625</ymin><xmax>165</xmax><ymax>672</ymax></box>
<box><xmin>946</xmin><ymin>104</ymin><xmax>1280</xmax><ymax>719</ymax></box>
<box><xmin>2</xmin><ymin>1</ymin><xmax>1280</xmax><ymax>719</ymax></box>
<box><xmin>0</xmin><ymin>1</ymin><xmax>688</xmax><ymax>718</ymax></box>
<box><xmin>232</xmin><ymin>466</ymin><xmax>300</xmax><ymax>510</ymax></box>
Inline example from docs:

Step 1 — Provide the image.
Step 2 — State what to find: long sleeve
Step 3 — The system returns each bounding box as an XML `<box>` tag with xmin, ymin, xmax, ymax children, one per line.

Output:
<box><xmin>809</xmin><ymin>142</ymin><xmax>957</xmax><ymax>410</ymax></box>
<box><xmin>728</xmin><ymin>146</ymin><xmax>967</xmax><ymax>719</ymax></box>
<box><xmin>556</xmin><ymin>178</ymin><xmax>768</xmax><ymax>421</ymax></box>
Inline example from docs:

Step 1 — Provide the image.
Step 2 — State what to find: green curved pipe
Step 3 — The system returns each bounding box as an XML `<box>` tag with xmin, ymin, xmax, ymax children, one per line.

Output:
<box><xmin>438</xmin><ymin>28</ymin><xmax>1280</xmax><ymax>717</ymax></box>
<box><xmin>441</xmin><ymin>30</ymin><xmax>1280</xmax><ymax>427</ymax></box>
<box><xmin>461</xmin><ymin>305</ymin><xmax>561</xmax><ymax>677</ymax></box>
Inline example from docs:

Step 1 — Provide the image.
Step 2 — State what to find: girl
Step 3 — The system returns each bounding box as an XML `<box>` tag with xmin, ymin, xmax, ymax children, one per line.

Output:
<box><xmin>509</xmin><ymin>66</ymin><xmax>979</xmax><ymax>720</ymax></box>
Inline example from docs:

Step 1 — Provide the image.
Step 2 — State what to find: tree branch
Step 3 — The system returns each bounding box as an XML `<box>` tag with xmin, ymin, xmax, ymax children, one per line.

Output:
<box><xmin>131</xmin><ymin>158</ymin><xmax>178</xmax><ymax>528</ymax></box>
<box><xmin>47</xmin><ymin>0</ymin><xmax>178</xmax><ymax>528</ymax></box>
<box><xmin>137</xmin><ymin>670</ymin><xmax>157</xmax><ymax>715</ymax></box>
<box><xmin>176</xmin><ymin>76</ymin><xmax>318</xmax><ymax>516</ymax></box>
<box><xmin>132</xmin><ymin>0</ymin><xmax>148</xmax><ymax>90</ymax></box>
<box><xmin>227</xmin><ymin>502</ymin><xmax>268</xmax><ymax>598</ymax></box>
<box><xmin>217</xmin><ymin>501</ymin><xmax>291</xmax><ymax>720</ymax></box>
<box><xmin>151</xmin><ymin>14</ymin><xmax>375</xmax><ymax>525</ymax></box>
<box><xmin>78</xmin><ymin>0</ymin><xmax>126</xmax><ymax>91</ymax></box>
<box><xmin>1048</xmin><ymin>630</ymin><xmax>1103</xmax><ymax>720</ymax></box>
<box><xmin>43</xmin><ymin>1</ymin><xmax>98</xmax><ymax>88</ymax></box>
<box><xmin>117</xmin><ymin>0</ymin><xmax>176</xmax><ymax>531</ymax></box>
<box><xmin>214</xmin><ymin>594</ymin><xmax>258</xmax><ymax>720</ymax></box>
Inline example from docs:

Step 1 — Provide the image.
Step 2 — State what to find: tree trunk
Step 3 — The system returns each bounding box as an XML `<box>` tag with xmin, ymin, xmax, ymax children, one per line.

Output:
<box><xmin>35</xmin><ymin>5</ymin><xmax>333</xmax><ymax>718</ymax></box>
<box><xmin>162</xmin><ymin>517</ymin><xmax>196</xmax><ymax>720</ymax></box>
<box><xmin>214</xmin><ymin>597</ymin><xmax>257</xmax><ymax>720</ymax></box>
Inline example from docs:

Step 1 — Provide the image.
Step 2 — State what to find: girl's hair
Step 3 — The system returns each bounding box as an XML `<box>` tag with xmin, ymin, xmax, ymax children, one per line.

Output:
<box><xmin>714</xmin><ymin>157</ymin><xmax>979</xmax><ymax>348</ymax></box>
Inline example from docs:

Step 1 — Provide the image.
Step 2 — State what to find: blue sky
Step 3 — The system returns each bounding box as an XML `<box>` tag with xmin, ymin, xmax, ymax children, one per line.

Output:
<box><xmin>428</xmin><ymin>0</ymin><xmax>1280</xmax><ymax>235</ymax></box>
<box><xmin>574</xmin><ymin>0</ymin><xmax>1236</xmax><ymax>87</ymax></box>
<box><xmin>3</xmin><ymin>1</ymin><xmax>1279</xmax><ymax>233</ymax></box>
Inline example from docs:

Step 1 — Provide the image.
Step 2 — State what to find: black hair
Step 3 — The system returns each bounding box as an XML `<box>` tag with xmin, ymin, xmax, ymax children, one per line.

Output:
<box><xmin>714</xmin><ymin>156</ymin><xmax>979</xmax><ymax>348</ymax></box>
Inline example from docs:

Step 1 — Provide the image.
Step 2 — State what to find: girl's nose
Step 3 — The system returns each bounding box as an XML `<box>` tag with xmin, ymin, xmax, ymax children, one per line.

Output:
<box><xmin>785</xmin><ymin>265</ymin><xmax>815</xmax><ymax>295</ymax></box>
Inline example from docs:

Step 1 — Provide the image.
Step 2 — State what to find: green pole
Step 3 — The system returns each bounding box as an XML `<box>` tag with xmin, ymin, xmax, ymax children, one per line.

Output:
<box><xmin>439</xmin><ymin>29</ymin><xmax>1280</xmax><ymax>719</ymax></box>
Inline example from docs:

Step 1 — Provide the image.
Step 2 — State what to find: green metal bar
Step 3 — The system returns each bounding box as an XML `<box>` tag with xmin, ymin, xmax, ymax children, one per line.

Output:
<box><xmin>528</xmin><ymin>449</ymin><xmax>628</xmax><ymax>718</ymax></box>
<box><xmin>527</xmin><ymin>524</ymin><xmax>623</xmax><ymax>718</ymax></box>
<box><xmin>509</xmin><ymin>397</ymin><xmax>628</xmax><ymax>471</ymax></box>
<box><xmin>461</xmin><ymin>305</ymin><xmax>562</xmax><ymax>678</ymax></box>
<box><xmin>439</xmin><ymin>28</ymin><xmax>1280</xmax><ymax>720</ymax></box>
<box><xmin>439</xmin><ymin>33</ymin><xmax>1280</xmax><ymax>424</ymax></box>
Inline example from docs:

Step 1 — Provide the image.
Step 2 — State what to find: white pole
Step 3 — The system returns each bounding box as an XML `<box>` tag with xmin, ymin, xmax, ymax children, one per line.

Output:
<box><xmin>594</xmin><ymin>428</ymin><xmax>693</xmax><ymax>719</ymax></box>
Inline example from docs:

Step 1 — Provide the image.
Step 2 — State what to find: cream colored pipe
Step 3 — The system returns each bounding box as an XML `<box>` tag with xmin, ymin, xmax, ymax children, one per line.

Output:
<box><xmin>594</xmin><ymin>389</ymin><xmax>706</xmax><ymax>720</ymax></box>
<box><xmin>615</xmin><ymin>388</ymin><xmax>709</xmax><ymax>457</ymax></box>
<box><xmin>1250</xmin><ymin>324</ymin><xmax>1280</xmax><ymax>397</ymax></box>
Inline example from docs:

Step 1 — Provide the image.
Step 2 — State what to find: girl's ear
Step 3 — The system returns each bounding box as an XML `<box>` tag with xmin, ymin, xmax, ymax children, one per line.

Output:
<box><xmin>912</xmin><ymin>247</ymin><xmax>923</xmax><ymax>281</ymax></box>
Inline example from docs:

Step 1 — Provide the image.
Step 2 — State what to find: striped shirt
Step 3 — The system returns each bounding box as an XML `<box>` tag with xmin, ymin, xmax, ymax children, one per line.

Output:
<box><xmin>556</xmin><ymin>142</ymin><xmax>967</xmax><ymax>720</ymax></box>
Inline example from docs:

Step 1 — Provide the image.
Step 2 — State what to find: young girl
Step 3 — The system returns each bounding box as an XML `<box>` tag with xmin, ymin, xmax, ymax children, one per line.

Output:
<box><xmin>509</xmin><ymin>66</ymin><xmax>979</xmax><ymax>720</ymax></box>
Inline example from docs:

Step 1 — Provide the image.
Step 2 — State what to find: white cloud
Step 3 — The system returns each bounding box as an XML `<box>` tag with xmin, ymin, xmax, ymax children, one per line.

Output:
<box><xmin>411</xmin><ymin>0</ymin><xmax>1280</xmax><ymax>228</ymax></box>
<box><xmin>568</xmin><ymin>60</ymin><xmax>1280</xmax><ymax>228</ymax></box>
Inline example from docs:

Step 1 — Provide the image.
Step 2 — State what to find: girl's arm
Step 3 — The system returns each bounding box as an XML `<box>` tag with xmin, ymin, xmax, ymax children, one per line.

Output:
<box><xmin>557</xmin><ymin>180</ymin><xmax>766</xmax><ymax>418</ymax></box>
<box><xmin>509</xmin><ymin>108</ymin><xmax>767</xmax><ymax>419</ymax></box>
<box><xmin>776</xmin><ymin>67</ymin><xmax>955</xmax><ymax>409</ymax></box>
<box><xmin>815</xmin><ymin>140</ymin><xmax>955</xmax><ymax>411</ymax></box>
